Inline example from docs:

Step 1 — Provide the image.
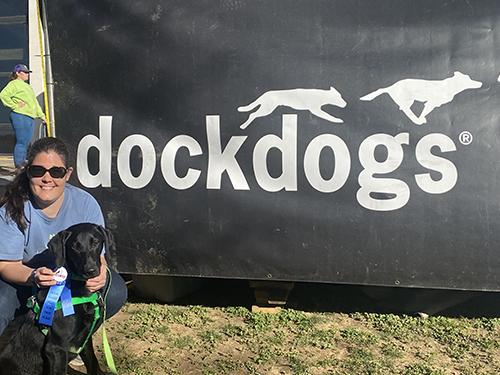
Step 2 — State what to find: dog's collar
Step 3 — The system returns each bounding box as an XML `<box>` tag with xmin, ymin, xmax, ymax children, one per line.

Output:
<box><xmin>27</xmin><ymin>292</ymin><xmax>102</xmax><ymax>353</ymax></box>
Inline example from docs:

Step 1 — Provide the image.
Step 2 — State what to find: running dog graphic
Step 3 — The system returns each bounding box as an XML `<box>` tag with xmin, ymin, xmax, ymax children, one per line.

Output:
<box><xmin>360</xmin><ymin>71</ymin><xmax>482</xmax><ymax>125</ymax></box>
<box><xmin>238</xmin><ymin>87</ymin><xmax>347</xmax><ymax>129</ymax></box>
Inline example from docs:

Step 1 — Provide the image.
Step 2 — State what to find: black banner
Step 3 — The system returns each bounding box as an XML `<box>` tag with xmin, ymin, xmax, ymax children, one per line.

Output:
<box><xmin>46</xmin><ymin>0</ymin><xmax>500</xmax><ymax>290</ymax></box>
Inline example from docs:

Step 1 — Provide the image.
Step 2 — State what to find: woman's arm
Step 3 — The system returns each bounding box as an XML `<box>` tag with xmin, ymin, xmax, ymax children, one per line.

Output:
<box><xmin>0</xmin><ymin>81</ymin><xmax>17</xmax><ymax>110</ymax></box>
<box><xmin>0</xmin><ymin>260</ymin><xmax>56</xmax><ymax>287</ymax></box>
<box><xmin>34</xmin><ymin>99</ymin><xmax>46</xmax><ymax>121</ymax></box>
<box><xmin>0</xmin><ymin>261</ymin><xmax>32</xmax><ymax>285</ymax></box>
<box><xmin>0</xmin><ymin>82</ymin><xmax>16</xmax><ymax>110</ymax></box>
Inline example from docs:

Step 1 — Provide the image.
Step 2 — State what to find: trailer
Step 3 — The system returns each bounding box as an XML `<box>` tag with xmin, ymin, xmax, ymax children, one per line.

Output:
<box><xmin>2</xmin><ymin>0</ymin><xmax>500</xmax><ymax>303</ymax></box>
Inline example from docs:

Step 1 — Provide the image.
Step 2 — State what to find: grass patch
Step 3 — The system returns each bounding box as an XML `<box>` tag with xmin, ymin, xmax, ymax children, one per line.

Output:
<box><xmin>101</xmin><ymin>304</ymin><xmax>500</xmax><ymax>375</ymax></box>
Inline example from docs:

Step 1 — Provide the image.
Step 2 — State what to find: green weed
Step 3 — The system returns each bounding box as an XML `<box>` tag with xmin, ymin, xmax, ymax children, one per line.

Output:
<box><xmin>339</xmin><ymin>327</ymin><xmax>379</xmax><ymax>346</ymax></box>
<box><xmin>171</xmin><ymin>335</ymin><xmax>195</xmax><ymax>349</ymax></box>
<box><xmin>200</xmin><ymin>329</ymin><xmax>223</xmax><ymax>345</ymax></box>
<box><xmin>402</xmin><ymin>363</ymin><xmax>445</xmax><ymax>375</ymax></box>
<box><xmin>298</xmin><ymin>327</ymin><xmax>337</xmax><ymax>349</ymax></box>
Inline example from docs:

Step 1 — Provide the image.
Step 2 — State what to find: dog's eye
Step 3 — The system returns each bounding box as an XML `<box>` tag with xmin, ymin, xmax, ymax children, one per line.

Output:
<box><xmin>90</xmin><ymin>238</ymin><xmax>102</xmax><ymax>246</ymax></box>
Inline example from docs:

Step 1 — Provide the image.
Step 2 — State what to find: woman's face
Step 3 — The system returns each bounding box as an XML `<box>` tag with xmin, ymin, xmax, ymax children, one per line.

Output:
<box><xmin>16</xmin><ymin>71</ymin><xmax>29</xmax><ymax>81</ymax></box>
<box><xmin>28</xmin><ymin>151</ymin><xmax>73</xmax><ymax>209</ymax></box>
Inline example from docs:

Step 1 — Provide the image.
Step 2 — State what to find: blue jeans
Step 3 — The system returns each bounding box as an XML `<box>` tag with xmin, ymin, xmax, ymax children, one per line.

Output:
<box><xmin>0</xmin><ymin>268</ymin><xmax>128</xmax><ymax>335</ymax></box>
<box><xmin>9</xmin><ymin>112</ymin><xmax>35</xmax><ymax>168</ymax></box>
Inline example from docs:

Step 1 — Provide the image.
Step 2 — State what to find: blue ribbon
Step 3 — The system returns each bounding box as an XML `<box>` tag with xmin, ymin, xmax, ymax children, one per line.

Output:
<box><xmin>39</xmin><ymin>283</ymin><xmax>65</xmax><ymax>326</ymax></box>
<box><xmin>39</xmin><ymin>278</ymin><xmax>75</xmax><ymax>326</ymax></box>
<box><xmin>61</xmin><ymin>284</ymin><xmax>75</xmax><ymax>317</ymax></box>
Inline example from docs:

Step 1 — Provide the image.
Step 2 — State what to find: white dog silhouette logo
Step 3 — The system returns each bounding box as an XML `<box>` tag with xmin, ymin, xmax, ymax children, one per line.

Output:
<box><xmin>360</xmin><ymin>71</ymin><xmax>482</xmax><ymax>125</ymax></box>
<box><xmin>238</xmin><ymin>87</ymin><xmax>347</xmax><ymax>129</ymax></box>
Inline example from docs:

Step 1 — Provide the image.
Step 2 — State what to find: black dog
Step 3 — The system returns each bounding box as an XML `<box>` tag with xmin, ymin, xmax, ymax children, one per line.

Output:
<box><xmin>0</xmin><ymin>223</ymin><xmax>115</xmax><ymax>375</ymax></box>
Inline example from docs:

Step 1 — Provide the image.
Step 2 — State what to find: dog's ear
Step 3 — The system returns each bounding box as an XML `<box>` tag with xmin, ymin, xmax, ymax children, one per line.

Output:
<box><xmin>47</xmin><ymin>230</ymin><xmax>72</xmax><ymax>268</ymax></box>
<box><xmin>95</xmin><ymin>225</ymin><xmax>116</xmax><ymax>256</ymax></box>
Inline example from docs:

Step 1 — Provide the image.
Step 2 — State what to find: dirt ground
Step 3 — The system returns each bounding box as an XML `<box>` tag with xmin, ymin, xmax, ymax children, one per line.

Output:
<box><xmin>81</xmin><ymin>279</ymin><xmax>500</xmax><ymax>375</ymax></box>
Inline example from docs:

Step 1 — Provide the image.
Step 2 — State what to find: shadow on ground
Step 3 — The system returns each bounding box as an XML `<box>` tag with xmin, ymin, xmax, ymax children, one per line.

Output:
<box><xmin>126</xmin><ymin>276</ymin><xmax>500</xmax><ymax>319</ymax></box>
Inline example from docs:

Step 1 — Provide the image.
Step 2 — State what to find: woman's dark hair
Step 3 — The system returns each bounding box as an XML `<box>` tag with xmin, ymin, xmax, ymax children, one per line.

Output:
<box><xmin>0</xmin><ymin>137</ymin><xmax>70</xmax><ymax>232</ymax></box>
<box><xmin>8</xmin><ymin>72</ymin><xmax>18</xmax><ymax>81</ymax></box>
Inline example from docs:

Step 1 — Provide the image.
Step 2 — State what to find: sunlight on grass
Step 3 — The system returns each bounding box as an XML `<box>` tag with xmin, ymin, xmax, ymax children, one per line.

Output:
<box><xmin>103</xmin><ymin>303</ymin><xmax>500</xmax><ymax>375</ymax></box>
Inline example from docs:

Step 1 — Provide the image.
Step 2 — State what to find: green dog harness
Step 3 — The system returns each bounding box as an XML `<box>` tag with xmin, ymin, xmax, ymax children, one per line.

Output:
<box><xmin>27</xmin><ymin>292</ymin><xmax>102</xmax><ymax>354</ymax></box>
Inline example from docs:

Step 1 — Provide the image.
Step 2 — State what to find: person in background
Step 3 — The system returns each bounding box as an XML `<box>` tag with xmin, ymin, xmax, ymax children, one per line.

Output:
<box><xmin>0</xmin><ymin>64</ymin><xmax>46</xmax><ymax>169</ymax></box>
<box><xmin>0</xmin><ymin>137</ymin><xmax>127</xmax><ymax>336</ymax></box>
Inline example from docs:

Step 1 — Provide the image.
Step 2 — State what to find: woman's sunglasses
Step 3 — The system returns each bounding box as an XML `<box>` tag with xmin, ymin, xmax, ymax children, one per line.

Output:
<box><xmin>27</xmin><ymin>165</ymin><xmax>68</xmax><ymax>179</ymax></box>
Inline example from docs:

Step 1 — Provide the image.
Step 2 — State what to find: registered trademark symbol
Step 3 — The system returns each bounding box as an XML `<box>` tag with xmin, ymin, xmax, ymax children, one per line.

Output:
<box><xmin>459</xmin><ymin>131</ymin><xmax>473</xmax><ymax>145</ymax></box>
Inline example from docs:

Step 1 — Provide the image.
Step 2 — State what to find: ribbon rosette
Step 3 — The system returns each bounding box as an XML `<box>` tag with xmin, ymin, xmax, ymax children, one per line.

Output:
<box><xmin>38</xmin><ymin>267</ymin><xmax>75</xmax><ymax>326</ymax></box>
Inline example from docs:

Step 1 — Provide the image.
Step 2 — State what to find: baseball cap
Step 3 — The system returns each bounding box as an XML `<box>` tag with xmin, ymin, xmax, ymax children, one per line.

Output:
<box><xmin>13</xmin><ymin>64</ymin><xmax>32</xmax><ymax>73</ymax></box>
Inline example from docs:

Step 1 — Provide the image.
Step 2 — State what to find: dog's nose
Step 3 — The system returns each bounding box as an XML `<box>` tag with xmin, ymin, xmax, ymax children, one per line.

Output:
<box><xmin>85</xmin><ymin>268</ymin><xmax>98</xmax><ymax>276</ymax></box>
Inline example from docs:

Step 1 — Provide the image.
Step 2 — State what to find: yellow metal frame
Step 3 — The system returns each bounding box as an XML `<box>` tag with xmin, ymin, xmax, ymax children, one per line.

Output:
<box><xmin>35</xmin><ymin>0</ymin><xmax>52</xmax><ymax>136</ymax></box>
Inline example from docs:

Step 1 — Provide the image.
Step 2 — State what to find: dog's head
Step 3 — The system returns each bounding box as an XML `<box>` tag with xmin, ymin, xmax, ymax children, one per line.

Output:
<box><xmin>329</xmin><ymin>86</ymin><xmax>347</xmax><ymax>108</ymax></box>
<box><xmin>46</xmin><ymin>223</ymin><xmax>114</xmax><ymax>280</ymax></box>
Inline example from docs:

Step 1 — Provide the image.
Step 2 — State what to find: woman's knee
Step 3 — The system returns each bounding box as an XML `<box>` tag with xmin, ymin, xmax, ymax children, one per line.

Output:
<box><xmin>104</xmin><ymin>269</ymin><xmax>127</xmax><ymax>319</ymax></box>
<box><xmin>17</xmin><ymin>125</ymin><xmax>34</xmax><ymax>145</ymax></box>
<box><xmin>0</xmin><ymin>280</ymin><xmax>26</xmax><ymax>335</ymax></box>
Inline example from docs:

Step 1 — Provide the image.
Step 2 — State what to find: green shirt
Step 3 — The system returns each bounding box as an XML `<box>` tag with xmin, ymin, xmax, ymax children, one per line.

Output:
<box><xmin>0</xmin><ymin>79</ymin><xmax>45</xmax><ymax>120</ymax></box>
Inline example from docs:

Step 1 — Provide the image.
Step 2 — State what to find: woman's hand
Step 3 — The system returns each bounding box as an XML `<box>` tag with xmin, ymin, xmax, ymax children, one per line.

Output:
<box><xmin>32</xmin><ymin>267</ymin><xmax>57</xmax><ymax>288</ymax></box>
<box><xmin>85</xmin><ymin>257</ymin><xmax>108</xmax><ymax>292</ymax></box>
<box><xmin>17</xmin><ymin>100</ymin><xmax>25</xmax><ymax>108</ymax></box>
